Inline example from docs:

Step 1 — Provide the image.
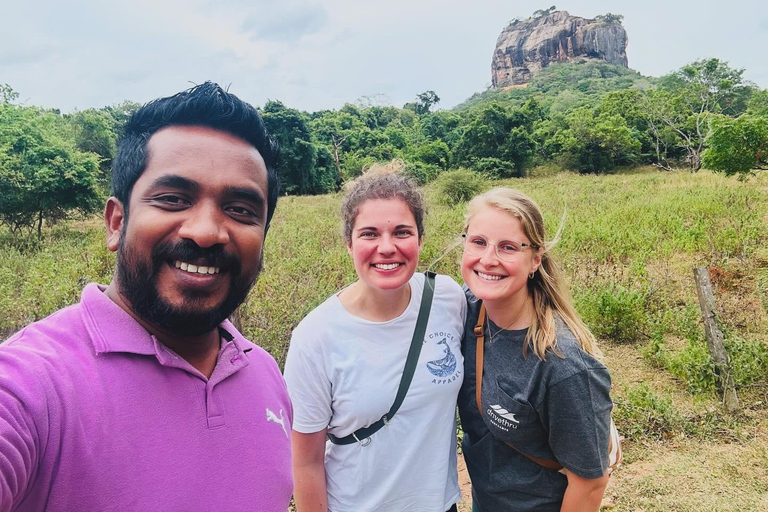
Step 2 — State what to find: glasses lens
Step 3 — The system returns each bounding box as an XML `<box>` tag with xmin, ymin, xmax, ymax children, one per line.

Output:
<box><xmin>497</xmin><ymin>240</ymin><xmax>524</xmax><ymax>260</ymax></box>
<box><xmin>464</xmin><ymin>235</ymin><xmax>487</xmax><ymax>256</ymax></box>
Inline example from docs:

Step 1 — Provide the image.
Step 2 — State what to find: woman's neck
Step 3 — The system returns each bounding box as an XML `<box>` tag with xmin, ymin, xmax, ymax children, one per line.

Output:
<box><xmin>338</xmin><ymin>280</ymin><xmax>412</xmax><ymax>322</ymax></box>
<box><xmin>484</xmin><ymin>291</ymin><xmax>533</xmax><ymax>331</ymax></box>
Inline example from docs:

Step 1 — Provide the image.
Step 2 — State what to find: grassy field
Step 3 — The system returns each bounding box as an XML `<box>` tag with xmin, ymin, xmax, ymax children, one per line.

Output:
<box><xmin>2</xmin><ymin>167</ymin><xmax>767</xmax><ymax>510</ymax></box>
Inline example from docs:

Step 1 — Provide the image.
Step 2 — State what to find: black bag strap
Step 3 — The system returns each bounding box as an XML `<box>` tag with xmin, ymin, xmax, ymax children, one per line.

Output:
<box><xmin>328</xmin><ymin>271</ymin><xmax>436</xmax><ymax>446</ymax></box>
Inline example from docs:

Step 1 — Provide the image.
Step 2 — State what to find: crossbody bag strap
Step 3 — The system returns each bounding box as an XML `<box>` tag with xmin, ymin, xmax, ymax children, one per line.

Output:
<box><xmin>328</xmin><ymin>271</ymin><xmax>436</xmax><ymax>446</ymax></box>
<box><xmin>473</xmin><ymin>301</ymin><xmax>564</xmax><ymax>472</ymax></box>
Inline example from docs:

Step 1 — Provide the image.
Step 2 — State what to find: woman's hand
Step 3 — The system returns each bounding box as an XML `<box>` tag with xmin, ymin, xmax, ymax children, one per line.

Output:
<box><xmin>559</xmin><ymin>468</ymin><xmax>610</xmax><ymax>512</ymax></box>
<box><xmin>292</xmin><ymin>429</ymin><xmax>329</xmax><ymax>512</ymax></box>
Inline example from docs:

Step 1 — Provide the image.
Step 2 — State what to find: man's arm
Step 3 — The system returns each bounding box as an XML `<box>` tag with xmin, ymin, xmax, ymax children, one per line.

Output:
<box><xmin>291</xmin><ymin>429</ymin><xmax>328</xmax><ymax>512</ymax></box>
<box><xmin>560</xmin><ymin>468</ymin><xmax>610</xmax><ymax>512</ymax></box>
<box><xmin>0</xmin><ymin>359</ymin><xmax>38</xmax><ymax>512</ymax></box>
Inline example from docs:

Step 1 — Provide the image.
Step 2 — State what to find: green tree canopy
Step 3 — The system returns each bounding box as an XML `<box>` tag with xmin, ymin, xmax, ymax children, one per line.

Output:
<box><xmin>0</xmin><ymin>104</ymin><xmax>103</xmax><ymax>235</ymax></box>
<box><xmin>554</xmin><ymin>108</ymin><xmax>641</xmax><ymax>173</ymax></box>
<box><xmin>262</xmin><ymin>100</ymin><xmax>339</xmax><ymax>195</ymax></box>
<box><xmin>702</xmin><ymin>114</ymin><xmax>768</xmax><ymax>175</ymax></box>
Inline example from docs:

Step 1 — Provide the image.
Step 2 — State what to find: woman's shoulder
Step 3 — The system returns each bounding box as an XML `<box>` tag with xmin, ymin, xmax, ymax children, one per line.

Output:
<box><xmin>545</xmin><ymin>320</ymin><xmax>608</xmax><ymax>381</ymax></box>
<box><xmin>434</xmin><ymin>272</ymin><xmax>463</xmax><ymax>296</ymax></box>
<box><xmin>291</xmin><ymin>292</ymin><xmax>345</xmax><ymax>342</ymax></box>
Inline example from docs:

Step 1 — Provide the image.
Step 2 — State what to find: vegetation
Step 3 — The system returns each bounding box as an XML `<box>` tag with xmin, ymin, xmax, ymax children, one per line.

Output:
<box><xmin>0</xmin><ymin>95</ymin><xmax>103</xmax><ymax>235</ymax></box>
<box><xmin>3</xmin><ymin>43</ymin><xmax>768</xmax><ymax>509</ymax></box>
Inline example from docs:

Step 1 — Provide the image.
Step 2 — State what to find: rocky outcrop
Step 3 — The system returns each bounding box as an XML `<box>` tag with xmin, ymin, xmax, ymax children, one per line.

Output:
<box><xmin>492</xmin><ymin>11</ymin><xmax>628</xmax><ymax>87</ymax></box>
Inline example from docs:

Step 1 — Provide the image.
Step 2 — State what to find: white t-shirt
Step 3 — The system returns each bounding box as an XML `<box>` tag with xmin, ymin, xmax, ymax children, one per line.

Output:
<box><xmin>284</xmin><ymin>273</ymin><xmax>466</xmax><ymax>512</ymax></box>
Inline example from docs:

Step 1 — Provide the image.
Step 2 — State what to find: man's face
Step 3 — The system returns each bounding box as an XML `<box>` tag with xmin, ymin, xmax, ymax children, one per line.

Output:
<box><xmin>106</xmin><ymin>125</ymin><xmax>269</xmax><ymax>336</ymax></box>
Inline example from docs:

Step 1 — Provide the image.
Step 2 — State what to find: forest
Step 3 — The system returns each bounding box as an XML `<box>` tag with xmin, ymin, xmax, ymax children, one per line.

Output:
<box><xmin>2</xmin><ymin>56</ymin><xmax>768</xmax><ymax>236</ymax></box>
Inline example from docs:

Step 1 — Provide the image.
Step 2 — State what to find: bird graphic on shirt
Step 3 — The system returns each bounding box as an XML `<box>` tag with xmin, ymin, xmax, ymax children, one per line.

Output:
<box><xmin>426</xmin><ymin>338</ymin><xmax>457</xmax><ymax>377</ymax></box>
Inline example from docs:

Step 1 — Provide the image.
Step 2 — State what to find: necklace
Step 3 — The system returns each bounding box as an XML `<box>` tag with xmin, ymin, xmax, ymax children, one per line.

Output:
<box><xmin>486</xmin><ymin>300</ymin><xmax>530</xmax><ymax>343</ymax></box>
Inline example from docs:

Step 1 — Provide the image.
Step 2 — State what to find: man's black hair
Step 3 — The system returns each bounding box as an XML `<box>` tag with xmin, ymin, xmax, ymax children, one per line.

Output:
<box><xmin>111</xmin><ymin>82</ymin><xmax>280</xmax><ymax>228</ymax></box>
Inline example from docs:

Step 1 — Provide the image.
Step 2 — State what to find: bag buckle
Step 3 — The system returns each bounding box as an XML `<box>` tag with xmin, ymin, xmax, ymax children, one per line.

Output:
<box><xmin>352</xmin><ymin>432</ymin><xmax>371</xmax><ymax>446</ymax></box>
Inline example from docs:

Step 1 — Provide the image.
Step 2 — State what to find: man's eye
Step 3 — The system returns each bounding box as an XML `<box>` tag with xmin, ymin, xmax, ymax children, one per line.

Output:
<box><xmin>394</xmin><ymin>230</ymin><xmax>412</xmax><ymax>237</ymax></box>
<box><xmin>152</xmin><ymin>195</ymin><xmax>188</xmax><ymax>208</ymax></box>
<box><xmin>228</xmin><ymin>206</ymin><xmax>256</xmax><ymax>216</ymax></box>
<box><xmin>470</xmin><ymin>238</ymin><xmax>487</xmax><ymax>247</ymax></box>
<box><xmin>360</xmin><ymin>232</ymin><xmax>377</xmax><ymax>238</ymax></box>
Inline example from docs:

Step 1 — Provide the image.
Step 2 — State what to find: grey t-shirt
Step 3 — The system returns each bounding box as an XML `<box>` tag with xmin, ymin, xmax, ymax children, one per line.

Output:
<box><xmin>458</xmin><ymin>288</ymin><xmax>613</xmax><ymax>512</ymax></box>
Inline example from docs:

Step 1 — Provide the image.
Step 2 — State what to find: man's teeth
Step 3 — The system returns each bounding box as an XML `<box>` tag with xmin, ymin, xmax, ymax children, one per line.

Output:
<box><xmin>477</xmin><ymin>271</ymin><xmax>503</xmax><ymax>281</ymax></box>
<box><xmin>374</xmin><ymin>263</ymin><xmax>400</xmax><ymax>270</ymax></box>
<box><xmin>175</xmin><ymin>261</ymin><xmax>220</xmax><ymax>274</ymax></box>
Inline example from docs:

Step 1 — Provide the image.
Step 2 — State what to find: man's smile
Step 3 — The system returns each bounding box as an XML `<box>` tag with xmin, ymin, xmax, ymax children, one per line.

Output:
<box><xmin>174</xmin><ymin>260</ymin><xmax>222</xmax><ymax>275</ymax></box>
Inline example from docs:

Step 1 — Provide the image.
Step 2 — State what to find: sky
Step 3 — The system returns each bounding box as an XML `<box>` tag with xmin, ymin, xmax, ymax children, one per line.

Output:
<box><xmin>2</xmin><ymin>0</ymin><xmax>767</xmax><ymax>113</ymax></box>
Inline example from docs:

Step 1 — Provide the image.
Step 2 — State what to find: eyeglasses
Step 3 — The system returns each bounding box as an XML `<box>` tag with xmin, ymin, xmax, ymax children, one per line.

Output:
<box><xmin>462</xmin><ymin>233</ymin><xmax>534</xmax><ymax>262</ymax></box>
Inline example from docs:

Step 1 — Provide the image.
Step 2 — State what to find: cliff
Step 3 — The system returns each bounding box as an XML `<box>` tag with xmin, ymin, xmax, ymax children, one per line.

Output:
<box><xmin>492</xmin><ymin>11</ymin><xmax>628</xmax><ymax>87</ymax></box>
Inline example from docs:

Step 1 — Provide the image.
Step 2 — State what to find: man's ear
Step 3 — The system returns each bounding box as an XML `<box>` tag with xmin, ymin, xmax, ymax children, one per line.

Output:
<box><xmin>105</xmin><ymin>197</ymin><xmax>125</xmax><ymax>252</ymax></box>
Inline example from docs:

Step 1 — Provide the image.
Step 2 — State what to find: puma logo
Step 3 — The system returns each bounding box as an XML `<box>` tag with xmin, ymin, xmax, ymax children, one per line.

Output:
<box><xmin>266</xmin><ymin>408</ymin><xmax>288</xmax><ymax>437</ymax></box>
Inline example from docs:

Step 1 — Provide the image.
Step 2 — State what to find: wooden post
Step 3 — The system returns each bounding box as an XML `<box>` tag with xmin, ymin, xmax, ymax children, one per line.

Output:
<box><xmin>693</xmin><ymin>267</ymin><xmax>739</xmax><ymax>412</ymax></box>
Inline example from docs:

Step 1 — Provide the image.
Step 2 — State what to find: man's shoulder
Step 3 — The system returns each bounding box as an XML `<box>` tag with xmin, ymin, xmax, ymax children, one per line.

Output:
<box><xmin>4</xmin><ymin>301</ymin><xmax>89</xmax><ymax>356</ymax></box>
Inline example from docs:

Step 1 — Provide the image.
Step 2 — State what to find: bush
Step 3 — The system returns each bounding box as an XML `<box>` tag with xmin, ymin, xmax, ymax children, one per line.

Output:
<box><xmin>434</xmin><ymin>169</ymin><xmax>487</xmax><ymax>206</ymax></box>
<box><xmin>725</xmin><ymin>336</ymin><xmax>768</xmax><ymax>387</ymax></box>
<box><xmin>666</xmin><ymin>339</ymin><xmax>716</xmax><ymax>394</ymax></box>
<box><xmin>403</xmin><ymin>160</ymin><xmax>441</xmax><ymax>185</ymax></box>
<box><xmin>576</xmin><ymin>284</ymin><xmax>648</xmax><ymax>343</ymax></box>
<box><xmin>613</xmin><ymin>384</ymin><xmax>687</xmax><ymax>441</ymax></box>
<box><xmin>471</xmin><ymin>157</ymin><xmax>516</xmax><ymax>179</ymax></box>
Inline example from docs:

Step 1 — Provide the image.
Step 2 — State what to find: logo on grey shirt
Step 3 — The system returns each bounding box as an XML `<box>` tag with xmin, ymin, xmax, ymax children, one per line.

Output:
<box><xmin>487</xmin><ymin>404</ymin><xmax>519</xmax><ymax>431</ymax></box>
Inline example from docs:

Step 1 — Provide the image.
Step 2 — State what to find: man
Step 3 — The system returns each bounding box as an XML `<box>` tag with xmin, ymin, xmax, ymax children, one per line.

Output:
<box><xmin>0</xmin><ymin>83</ymin><xmax>293</xmax><ymax>511</ymax></box>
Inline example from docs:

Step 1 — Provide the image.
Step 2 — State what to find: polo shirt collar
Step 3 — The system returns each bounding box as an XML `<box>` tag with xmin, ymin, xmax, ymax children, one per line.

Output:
<box><xmin>79</xmin><ymin>283</ymin><xmax>253</xmax><ymax>372</ymax></box>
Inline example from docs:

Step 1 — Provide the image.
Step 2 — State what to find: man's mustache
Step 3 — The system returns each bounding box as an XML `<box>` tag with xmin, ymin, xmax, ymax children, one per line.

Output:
<box><xmin>151</xmin><ymin>239</ymin><xmax>242</xmax><ymax>273</ymax></box>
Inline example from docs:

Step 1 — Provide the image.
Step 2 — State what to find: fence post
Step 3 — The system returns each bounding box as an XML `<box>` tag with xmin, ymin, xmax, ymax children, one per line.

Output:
<box><xmin>693</xmin><ymin>267</ymin><xmax>739</xmax><ymax>412</ymax></box>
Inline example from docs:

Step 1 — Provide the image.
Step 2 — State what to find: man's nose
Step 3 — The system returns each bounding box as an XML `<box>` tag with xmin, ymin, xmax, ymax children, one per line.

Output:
<box><xmin>177</xmin><ymin>203</ymin><xmax>230</xmax><ymax>248</ymax></box>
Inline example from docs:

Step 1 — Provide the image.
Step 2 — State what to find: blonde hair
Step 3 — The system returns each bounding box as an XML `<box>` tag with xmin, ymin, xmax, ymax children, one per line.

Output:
<box><xmin>464</xmin><ymin>187</ymin><xmax>602</xmax><ymax>360</ymax></box>
<box><xmin>340</xmin><ymin>160</ymin><xmax>425</xmax><ymax>244</ymax></box>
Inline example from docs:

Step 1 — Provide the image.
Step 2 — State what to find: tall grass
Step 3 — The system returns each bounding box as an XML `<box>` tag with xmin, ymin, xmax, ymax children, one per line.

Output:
<box><xmin>2</xmin><ymin>169</ymin><xmax>767</xmax><ymax>382</ymax></box>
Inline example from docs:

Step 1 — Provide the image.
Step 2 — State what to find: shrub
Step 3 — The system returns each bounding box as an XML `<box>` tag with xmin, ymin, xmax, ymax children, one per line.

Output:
<box><xmin>434</xmin><ymin>169</ymin><xmax>487</xmax><ymax>206</ymax></box>
<box><xmin>666</xmin><ymin>339</ymin><xmax>716</xmax><ymax>394</ymax></box>
<box><xmin>403</xmin><ymin>160</ymin><xmax>441</xmax><ymax>185</ymax></box>
<box><xmin>576</xmin><ymin>284</ymin><xmax>648</xmax><ymax>343</ymax></box>
<box><xmin>725</xmin><ymin>336</ymin><xmax>768</xmax><ymax>387</ymax></box>
<box><xmin>613</xmin><ymin>384</ymin><xmax>687</xmax><ymax>441</ymax></box>
<box><xmin>471</xmin><ymin>157</ymin><xmax>516</xmax><ymax>179</ymax></box>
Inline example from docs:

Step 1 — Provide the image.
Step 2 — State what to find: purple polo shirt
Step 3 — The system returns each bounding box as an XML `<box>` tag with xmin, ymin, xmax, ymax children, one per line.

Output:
<box><xmin>0</xmin><ymin>284</ymin><xmax>293</xmax><ymax>512</ymax></box>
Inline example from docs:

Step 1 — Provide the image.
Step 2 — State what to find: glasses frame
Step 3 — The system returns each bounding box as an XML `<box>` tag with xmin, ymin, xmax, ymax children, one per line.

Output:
<box><xmin>461</xmin><ymin>233</ymin><xmax>535</xmax><ymax>262</ymax></box>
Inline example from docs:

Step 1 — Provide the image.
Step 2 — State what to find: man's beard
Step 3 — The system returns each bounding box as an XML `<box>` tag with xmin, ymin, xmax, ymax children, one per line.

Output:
<box><xmin>115</xmin><ymin>236</ymin><xmax>261</xmax><ymax>337</ymax></box>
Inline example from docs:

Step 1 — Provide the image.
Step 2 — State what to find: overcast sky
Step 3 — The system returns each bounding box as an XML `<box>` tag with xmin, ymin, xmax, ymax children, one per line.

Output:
<box><xmin>2</xmin><ymin>0</ymin><xmax>767</xmax><ymax>113</ymax></box>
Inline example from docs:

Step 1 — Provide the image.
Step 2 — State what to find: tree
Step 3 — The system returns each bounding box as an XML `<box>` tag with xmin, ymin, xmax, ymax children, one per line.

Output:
<box><xmin>414</xmin><ymin>140</ymin><xmax>451</xmax><ymax>170</ymax></box>
<box><xmin>648</xmin><ymin>58</ymin><xmax>751</xmax><ymax>170</ymax></box>
<box><xmin>261</xmin><ymin>101</ymin><xmax>339</xmax><ymax>195</ymax></box>
<box><xmin>595</xmin><ymin>13</ymin><xmax>624</xmax><ymax>24</ymax></box>
<box><xmin>532</xmin><ymin>6</ymin><xmax>556</xmax><ymax>18</ymax></box>
<box><xmin>1</xmin><ymin>84</ymin><xmax>19</xmax><ymax>104</ymax></box>
<box><xmin>702</xmin><ymin>114</ymin><xmax>768</xmax><ymax>175</ymax></box>
<box><xmin>555</xmin><ymin>108</ymin><xmax>641</xmax><ymax>173</ymax></box>
<box><xmin>0</xmin><ymin>104</ymin><xmax>103</xmax><ymax>235</ymax></box>
<box><xmin>66</xmin><ymin>109</ymin><xmax>118</xmax><ymax>172</ymax></box>
<box><xmin>747</xmin><ymin>90</ymin><xmax>768</xmax><ymax>116</ymax></box>
<box><xmin>404</xmin><ymin>91</ymin><xmax>440</xmax><ymax>116</ymax></box>
<box><xmin>455</xmin><ymin>102</ymin><xmax>537</xmax><ymax>177</ymax></box>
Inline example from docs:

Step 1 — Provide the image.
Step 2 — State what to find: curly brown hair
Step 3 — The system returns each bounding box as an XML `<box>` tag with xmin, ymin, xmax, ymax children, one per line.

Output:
<box><xmin>340</xmin><ymin>161</ymin><xmax>425</xmax><ymax>244</ymax></box>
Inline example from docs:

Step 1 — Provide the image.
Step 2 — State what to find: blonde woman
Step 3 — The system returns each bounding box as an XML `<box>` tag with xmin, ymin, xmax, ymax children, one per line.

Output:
<box><xmin>284</xmin><ymin>165</ymin><xmax>465</xmax><ymax>512</ymax></box>
<box><xmin>457</xmin><ymin>188</ymin><xmax>612</xmax><ymax>512</ymax></box>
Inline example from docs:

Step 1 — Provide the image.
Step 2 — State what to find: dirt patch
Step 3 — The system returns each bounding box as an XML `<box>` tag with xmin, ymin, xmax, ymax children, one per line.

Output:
<box><xmin>457</xmin><ymin>454</ymin><xmax>472</xmax><ymax>512</ymax></box>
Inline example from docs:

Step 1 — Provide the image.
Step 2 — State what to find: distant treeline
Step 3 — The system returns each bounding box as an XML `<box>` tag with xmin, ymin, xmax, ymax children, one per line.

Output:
<box><xmin>1</xmin><ymin>58</ymin><xmax>767</xmax><ymax>234</ymax></box>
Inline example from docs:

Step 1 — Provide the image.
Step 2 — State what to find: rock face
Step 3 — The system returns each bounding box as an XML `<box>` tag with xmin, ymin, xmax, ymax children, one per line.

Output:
<box><xmin>492</xmin><ymin>11</ymin><xmax>628</xmax><ymax>87</ymax></box>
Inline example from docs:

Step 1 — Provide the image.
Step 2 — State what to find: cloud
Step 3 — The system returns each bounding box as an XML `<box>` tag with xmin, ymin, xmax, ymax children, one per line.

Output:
<box><xmin>241</xmin><ymin>3</ymin><xmax>328</xmax><ymax>42</ymax></box>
